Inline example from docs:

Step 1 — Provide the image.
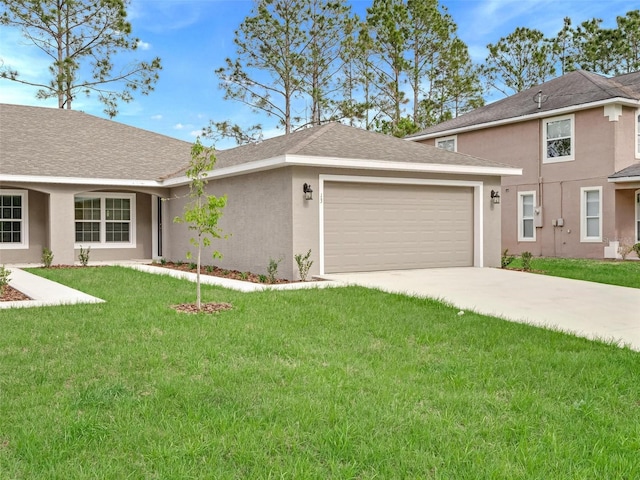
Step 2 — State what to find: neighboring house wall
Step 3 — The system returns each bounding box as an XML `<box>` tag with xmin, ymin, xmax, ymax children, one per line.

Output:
<box><xmin>419</xmin><ymin>105</ymin><xmax>636</xmax><ymax>258</ymax></box>
<box><xmin>166</xmin><ymin>168</ymin><xmax>294</xmax><ymax>279</ymax></box>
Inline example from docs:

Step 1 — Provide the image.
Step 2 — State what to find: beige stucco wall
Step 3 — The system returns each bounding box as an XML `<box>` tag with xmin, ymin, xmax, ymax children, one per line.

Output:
<box><xmin>165</xmin><ymin>167</ymin><xmax>503</xmax><ymax>280</ymax></box>
<box><xmin>0</xmin><ymin>182</ymin><xmax>165</xmax><ymax>265</ymax></box>
<box><xmin>165</xmin><ymin>168</ymin><xmax>294</xmax><ymax>278</ymax></box>
<box><xmin>420</xmin><ymin>105</ymin><xmax>639</xmax><ymax>258</ymax></box>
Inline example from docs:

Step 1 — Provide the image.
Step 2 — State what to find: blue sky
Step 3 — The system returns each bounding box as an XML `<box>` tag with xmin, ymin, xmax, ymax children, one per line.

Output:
<box><xmin>0</xmin><ymin>0</ymin><xmax>634</xmax><ymax>148</ymax></box>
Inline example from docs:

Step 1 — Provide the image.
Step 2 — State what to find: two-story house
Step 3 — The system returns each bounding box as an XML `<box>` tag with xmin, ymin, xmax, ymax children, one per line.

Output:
<box><xmin>408</xmin><ymin>70</ymin><xmax>640</xmax><ymax>260</ymax></box>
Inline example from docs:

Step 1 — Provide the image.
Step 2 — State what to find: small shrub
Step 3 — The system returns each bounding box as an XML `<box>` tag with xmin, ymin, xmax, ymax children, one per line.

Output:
<box><xmin>78</xmin><ymin>246</ymin><xmax>91</xmax><ymax>267</ymax></box>
<box><xmin>176</xmin><ymin>260</ymin><xmax>183</xmax><ymax>267</ymax></box>
<box><xmin>239</xmin><ymin>271</ymin><xmax>249</xmax><ymax>281</ymax></box>
<box><xmin>294</xmin><ymin>249</ymin><xmax>313</xmax><ymax>281</ymax></box>
<box><xmin>501</xmin><ymin>249</ymin><xmax>515</xmax><ymax>269</ymax></box>
<box><xmin>633</xmin><ymin>243</ymin><xmax>640</xmax><ymax>259</ymax></box>
<box><xmin>258</xmin><ymin>274</ymin><xmax>268</xmax><ymax>283</ymax></box>
<box><xmin>267</xmin><ymin>257</ymin><xmax>282</xmax><ymax>284</ymax></box>
<box><xmin>618</xmin><ymin>243</ymin><xmax>634</xmax><ymax>260</ymax></box>
<box><xmin>41</xmin><ymin>247</ymin><xmax>54</xmax><ymax>268</ymax></box>
<box><xmin>188</xmin><ymin>262</ymin><xmax>198</xmax><ymax>271</ymax></box>
<box><xmin>0</xmin><ymin>265</ymin><xmax>10</xmax><ymax>296</ymax></box>
<box><xmin>521</xmin><ymin>251</ymin><xmax>533</xmax><ymax>272</ymax></box>
<box><xmin>205</xmin><ymin>265</ymin><xmax>214</xmax><ymax>273</ymax></box>
<box><xmin>222</xmin><ymin>269</ymin><xmax>230</xmax><ymax>276</ymax></box>
<box><xmin>160</xmin><ymin>257</ymin><xmax>167</xmax><ymax>265</ymax></box>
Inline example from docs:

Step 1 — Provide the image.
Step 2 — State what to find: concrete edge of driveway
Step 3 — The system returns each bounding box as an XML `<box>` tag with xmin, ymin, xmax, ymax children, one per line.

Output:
<box><xmin>319</xmin><ymin>268</ymin><xmax>640</xmax><ymax>352</ymax></box>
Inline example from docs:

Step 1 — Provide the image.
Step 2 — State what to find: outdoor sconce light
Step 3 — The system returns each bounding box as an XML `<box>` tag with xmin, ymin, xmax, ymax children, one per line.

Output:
<box><xmin>491</xmin><ymin>189</ymin><xmax>501</xmax><ymax>205</ymax></box>
<box><xmin>303</xmin><ymin>183</ymin><xmax>313</xmax><ymax>201</ymax></box>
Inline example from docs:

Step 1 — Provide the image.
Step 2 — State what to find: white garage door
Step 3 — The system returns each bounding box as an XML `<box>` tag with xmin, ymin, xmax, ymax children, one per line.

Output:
<box><xmin>324</xmin><ymin>182</ymin><xmax>474</xmax><ymax>273</ymax></box>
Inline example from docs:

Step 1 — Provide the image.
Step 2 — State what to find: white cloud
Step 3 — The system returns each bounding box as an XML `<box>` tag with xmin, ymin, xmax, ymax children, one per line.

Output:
<box><xmin>189</xmin><ymin>129</ymin><xmax>206</xmax><ymax>138</ymax></box>
<box><xmin>174</xmin><ymin>123</ymin><xmax>185</xmax><ymax>130</ymax></box>
<box><xmin>151</xmin><ymin>114</ymin><xmax>163</xmax><ymax>120</ymax></box>
<box><xmin>137</xmin><ymin>40</ymin><xmax>151</xmax><ymax>51</ymax></box>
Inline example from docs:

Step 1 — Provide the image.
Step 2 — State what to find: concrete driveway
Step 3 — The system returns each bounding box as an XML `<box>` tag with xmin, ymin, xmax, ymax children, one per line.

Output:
<box><xmin>319</xmin><ymin>268</ymin><xmax>640</xmax><ymax>351</ymax></box>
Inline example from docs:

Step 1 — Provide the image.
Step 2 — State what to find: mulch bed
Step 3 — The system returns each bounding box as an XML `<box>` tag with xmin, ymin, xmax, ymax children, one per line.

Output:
<box><xmin>0</xmin><ymin>286</ymin><xmax>31</xmax><ymax>302</ymax></box>
<box><xmin>156</xmin><ymin>262</ymin><xmax>294</xmax><ymax>284</ymax></box>
<box><xmin>171</xmin><ymin>302</ymin><xmax>233</xmax><ymax>314</ymax></box>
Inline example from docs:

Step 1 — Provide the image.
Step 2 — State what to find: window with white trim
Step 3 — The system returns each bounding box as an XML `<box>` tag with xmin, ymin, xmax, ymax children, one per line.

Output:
<box><xmin>635</xmin><ymin>190</ymin><xmax>640</xmax><ymax>243</ymax></box>
<box><xmin>435</xmin><ymin>135</ymin><xmax>457</xmax><ymax>152</ymax></box>
<box><xmin>0</xmin><ymin>190</ymin><xmax>28</xmax><ymax>249</ymax></box>
<box><xmin>518</xmin><ymin>191</ymin><xmax>536</xmax><ymax>242</ymax></box>
<box><xmin>580</xmin><ymin>187</ymin><xmax>602</xmax><ymax>242</ymax></box>
<box><xmin>636</xmin><ymin>110</ymin><xmax>640</xmax><ymax>158</ymax></box>
<box><xmin>543</xmin><ymin>114</ymin><xmax>574</xmax><ymax>163</ymax></box>
<box><xmin>74</xmin><ymin>193</ymin><xmax>135</xmax><ymax>247</ymax></box>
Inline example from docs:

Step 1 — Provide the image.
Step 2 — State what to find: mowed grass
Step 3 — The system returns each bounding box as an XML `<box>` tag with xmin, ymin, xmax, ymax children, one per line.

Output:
<box><xmin>1</xmin><ymin>267</ymin><xmax>639</xmax><ymax>479</ymax></box>
<box><xmin>508</xmin><ymin>257</ymin><xmax>640</xmax><ymax>289</ymax></box>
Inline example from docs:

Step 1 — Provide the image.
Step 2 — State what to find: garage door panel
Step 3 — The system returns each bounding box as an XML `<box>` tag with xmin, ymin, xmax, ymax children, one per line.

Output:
<box><xmin>324</xmin><ymin>182</ymin><xmax>473</xmax><ymax>273</ymax></box>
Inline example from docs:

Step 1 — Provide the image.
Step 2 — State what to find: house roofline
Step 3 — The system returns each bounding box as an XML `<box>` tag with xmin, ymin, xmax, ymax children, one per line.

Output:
<box><xmin>163</xmin><ymin>154</ymin><xmax>522</xmax><ymax>186</ymax></box>
<box><xmin>0</xmin><ymin>175</ymin><xmax>163</xmax><ymax>187</ymax></box>
<box><xmin>607</xmin><ymin>176</ymin><xmax>640</xmax><ymax>183</ymax></box>
<box><xmin>407</xmin><ymin>97</ymin><xmax>640</xmax><ymax>142</ymax></box>
<box><xmin>1</xmin><ymin>154</ymin><xmax>522</xmax><ymax>188</ymax></box>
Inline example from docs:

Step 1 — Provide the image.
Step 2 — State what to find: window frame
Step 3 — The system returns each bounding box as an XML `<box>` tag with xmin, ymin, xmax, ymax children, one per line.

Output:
<box><xmin>635</xmin><ymin>109</ymin><xmax>640</xmax><ymax>159</ymax></box>
<box><xmin>435</xmin><ymin>135</ymin><xmax>457</xmax><ymax>152</ymax></box>
<box><xmin>517</xmin><ymin>191</ymin><xmax>536</xmax><ymax>242</ymax></box>
<box><xmin>0</xmin><ymin>189</ymin><xmax>29</xmax><ymax>249</ymax></box>
<box><xmin>543</xmin><ymin>114</ymin><xmax>575</xmax><ymax>163</ymax></box>
<box><xmin>635</xmin><ymin>190</ymin><xmax>640</xmax><ymax>244</ymax></box>
<box><xmin>74</xmin><ymin>192</ymin><xmax>136</xmax><ymax>249</ymax></box>
<box><xmin>580</xmin><ymin>186</ymin><xmax>602</xmax><ymax>243</ymax></box>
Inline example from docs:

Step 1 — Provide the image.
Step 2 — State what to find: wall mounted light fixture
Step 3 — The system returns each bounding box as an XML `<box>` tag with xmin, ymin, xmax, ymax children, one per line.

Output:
<box><xmin>303</xmin><ymin>183</ymin><xmax>313</xmax><ymax>201</ymax></box>
<box><xmin>490</xmin><ymin>189</ymin><xmax>501</xmax><ymax>205</ymax></box>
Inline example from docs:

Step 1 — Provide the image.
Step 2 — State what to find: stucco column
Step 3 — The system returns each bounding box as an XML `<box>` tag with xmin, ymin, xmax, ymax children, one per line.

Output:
<box><xmin>48</xmin><ymin>192</ymin><xmax>76</xmax><ymax>265</ymax></box>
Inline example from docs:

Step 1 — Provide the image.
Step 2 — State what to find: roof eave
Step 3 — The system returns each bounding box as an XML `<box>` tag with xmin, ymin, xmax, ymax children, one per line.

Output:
<box><xmin>607</xmin><ymin>176</ymin><xmax>640</xmax><ymax>183</ymax></box>
<box><xmin>0</xmin><ymin>175</ymin><xmax>163</xmax><ymax>187</ymax></box>
<box><xmin>164</xmin><ymin>154</ymin><xmax>522</xmax><ymax>187</ymax></box>
<box><xmin>407</xmin><ymin>97</ymin><xmax>640</xmax><ymax>142</ymax></box>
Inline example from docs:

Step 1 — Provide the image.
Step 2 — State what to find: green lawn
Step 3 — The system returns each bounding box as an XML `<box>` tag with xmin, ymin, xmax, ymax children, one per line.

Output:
<box><xmin>507</xmin><ymin>257</ymin><xmax>640</xmax><ymax>289</ymax></box>
<box><xmin>1</xmin><ymin>267</ymin><xmax>639</xmax><ymax>479</ymax></box>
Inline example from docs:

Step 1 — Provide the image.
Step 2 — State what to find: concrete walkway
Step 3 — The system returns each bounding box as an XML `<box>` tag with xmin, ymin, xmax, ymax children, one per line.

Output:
<box><xmin>2</xmin><ymin>263</ymin><xmax>335</xmax><ymax>309</ymax></box>
<box><xmin>319</xmin><ymin>268</ymin><xmax>640</xmax><ymax>351</ymax></box>
<box><xmin>1</xmin><ymin>267</ymin><xmax>104</xmax><ymax>309</ymax></box>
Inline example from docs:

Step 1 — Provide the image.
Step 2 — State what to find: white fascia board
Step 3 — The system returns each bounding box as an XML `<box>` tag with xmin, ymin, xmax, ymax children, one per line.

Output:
<box><xmin>0</xmin><ymin>174</ymin><xmax>161</xmax><ymax>187</ymax></box>
<box><xmin>407</xmin><ymin>97</ymin><xmax>640</xmax><ymax>142</ymax></box>
<box><xmin>162</xmin><ymin>156</ymin><xmax>288</xmax><ymax>186</ymax></box>
<box><xmin>285</xmin><ymin>154</ymin><xmax>522</xmax><ymax>177</ymax></box>
<box><xmin>163</xmin><ymin>153</ymin><xmax>521</xmax><ymax>186</ymax></box>
<box><xmin>607</xmin><ymin>176</ymin><xmax>640</xmax><ymax>183</ymax></box>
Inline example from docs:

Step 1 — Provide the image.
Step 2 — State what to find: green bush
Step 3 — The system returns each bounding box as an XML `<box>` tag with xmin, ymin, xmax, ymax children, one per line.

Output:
<box><xmin>0</xmin><ymin>265</ymin><xmax>10</xmax><ymax>295</ymax></box>
<box><xmin>41</xmin><ymin>247</ymin><xmax>54</xmax><ymax>268</ymax></box>
<box><xmin>294</xmin><ymin>249</ymin><xmax>313</xmax><ymax>281</ymax></box>
<box><xmin>267</xmin><ymin>257</ymin><xmax>281</xmax><ymax>284</ymax></box>
<box><xmin>78</xmin><ymin>246</ymin><xmax>91</xmax><ymax>267</ymax></box>
<box><xmin>501</xmin><ymin>249</ymin><xmax>515</xmax><ymax>269</ymax></box>
<box><xmin>633</xmin><ymin>243</ymin><xmax>640</xmax><ymax>259</ymax></box>
<box><xmin>521</xmin><ymin>251</ymin><xmax>533</xmax><ymax>272</ymax></box>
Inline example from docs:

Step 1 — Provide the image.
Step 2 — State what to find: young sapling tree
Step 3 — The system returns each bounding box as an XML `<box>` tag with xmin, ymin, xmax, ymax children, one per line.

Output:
<box><xmin>174</xmin><ymin>138</ymin><xmax>227</xmax><ymax>310</ymax></box>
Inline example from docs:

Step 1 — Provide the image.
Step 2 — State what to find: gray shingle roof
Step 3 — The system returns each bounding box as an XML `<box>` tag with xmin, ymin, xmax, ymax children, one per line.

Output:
<box><xmin>609</xmin><ymin>163</ymin><xmax>640</xmax><ymax>180</ymax></box>
<box><xmin>0</xmin><ymin>103</ymin><xmax>192</xmax><ymax>181</ymax></box>
<box><xmin>408</xmin><ymin>70</ymin><xmax>640</xmax><ymax>138</ymax></box>
<box><xmin>163</xmin><ymin>122</ymin><xmax>513</xmax><ymax>179</ymax></box>
<box><xmin>1</xmin><ymin>103</ymin><xmax>515</xmax><ymax>183</ymax></box>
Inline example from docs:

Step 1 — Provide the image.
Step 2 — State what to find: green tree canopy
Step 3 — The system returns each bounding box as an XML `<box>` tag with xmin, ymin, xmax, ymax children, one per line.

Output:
<box><xmin>0</xmin><ymin>0</ymin><xmax>162</xmax><ymax>117</ymax></box>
